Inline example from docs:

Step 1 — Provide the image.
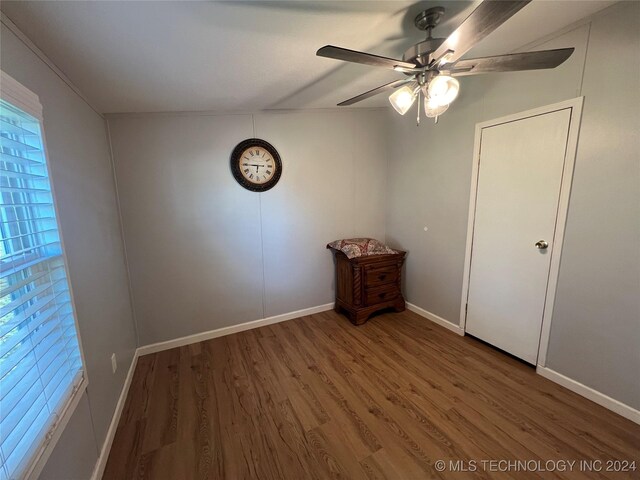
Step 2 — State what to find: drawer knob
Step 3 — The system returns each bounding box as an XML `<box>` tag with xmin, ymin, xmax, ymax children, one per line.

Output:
<box><xmin>378</xmin><ymin>274</ymin><xmax>387</xmax><ymax>281</ymax></box>
<box><xmin>379</xmin><ymin>292</ymin><xmax>387</xmax><ymax>299</ymax></box>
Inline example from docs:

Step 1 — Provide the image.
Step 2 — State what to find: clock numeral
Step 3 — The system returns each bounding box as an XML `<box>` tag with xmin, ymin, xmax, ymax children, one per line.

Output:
<box><xmin>249</xmin><ymin>174</ymin><xmax>254</xmax><ymax>179</ymax></box>
<box><xmin>243</xmin><ymin>156</ymin><xmax>249</xmax><ymax>160</ymax></box>
<box><xmin>244</xmin><ymin>169</ymin><xmax>250</xmax><ymax>174</ymax></box>
<box><xmin>242</xmin><ymin>163</ymin><xmax>249</xmax><ymax>166</ymax></box>
<box><xmin>266</xmin><ymin>170</ymin><xmax>271</xmax><ymax>175</ymax></box>
<box><xmin>255</xmin><ymin>150</ymin><xmax>260</xmax><ymax>156</ymax></box>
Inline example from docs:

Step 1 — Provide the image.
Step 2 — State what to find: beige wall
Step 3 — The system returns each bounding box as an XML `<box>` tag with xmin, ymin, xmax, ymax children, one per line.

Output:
<box><xmin>0</xmin><ymin>23</ymin><xmax>138</xmax><ymax>479</ymax></box>
<box><xmin>107</xmin><ymin>109</ymin><xmax>388</xmax><ymax>345</ymax></box>
<box><xmin>385</xmin><ymin>1</ymin><xmax>639</xmax><ymax>409</ymax></box>
<box><xmin>544</xmin><ymin>1</ymin><xmax>640</xmax><ymax>409</ymax></box>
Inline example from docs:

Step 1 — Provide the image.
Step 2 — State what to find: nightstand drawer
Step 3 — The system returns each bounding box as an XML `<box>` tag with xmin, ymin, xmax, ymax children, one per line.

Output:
<box><xmin>366</xmin><ymin>284</ymin><xmax>399</xmax><ymax>306</ymax></box>
<box><xmin>365</xmin><ymin>265</ymin><xmax>398</xmax><ymax>287</ymax></box>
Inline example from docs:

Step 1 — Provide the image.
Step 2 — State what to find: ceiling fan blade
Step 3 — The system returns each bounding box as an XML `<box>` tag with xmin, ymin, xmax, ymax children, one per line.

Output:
<box><xmin>317</xmin><ymin>45</ymin><xmax>417</xmax><ymax>70</ymax></box>
<box><xmin>446</xmin><ymin>48</ymin><xmax>575</xmax><ymax>76</ymax></box>
<box><xmin>429</xmin><ymin>0</ymin><xmax>531</xmax><ymax>66</ymax></box>
<box><xmin>337</xmin><ymin>79</ymin><xmax>414</xmax><ymax>106</ymax></box>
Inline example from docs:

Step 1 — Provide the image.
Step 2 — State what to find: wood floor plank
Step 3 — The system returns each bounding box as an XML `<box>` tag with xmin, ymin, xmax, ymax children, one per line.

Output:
<box><xmin>360</xmin><ymin>448</ymin><xmax>419</xmax><ymax>480</ymax></box>
<box><xmin>277</xmin><ymin>320</ymin><xmax>383</xmax><ymax>458</ymax></box>
<box><xmin>233</xmin><ymin>335</ymin><xmax>313</xmax><ymax>480</ymax></box>
<box><xmin>260</xmin><ymin>333</ymin><xmax>330</xmax><ymax>432</ymax></box>
<box><xmin>141</xmin><ymin>347</ymin><xmax>179</xmax><ymax>454</ymax></box>
<box><xmin>103</xmin><ymin>310</ymin><xmax>640</xmax><ymax>479</ymax></box>
<box><xmin>289</xmin><ymin>317</ymin><xmax>464</xmax><ymax>466</ymax></box>
<box><xmin>102</xmin><ymin>354</ymin><xmax>156</xmax><ymax>479</ymax></box>
<box><xmin>102</xmin><ymin>418</ymin><xmax>148</xmax><ymax>480</ymax></box>
<box><xmin>277</xmin><ymin>398</ymin><xmax>337</xmax><ymax>480</ymax></box>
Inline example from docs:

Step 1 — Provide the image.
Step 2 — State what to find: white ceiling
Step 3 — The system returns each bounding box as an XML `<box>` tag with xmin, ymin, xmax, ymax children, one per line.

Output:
<box><xmin>1</xmin><ymin>0</ymin><xmax>615</xmax><ymax>114</ymax></box>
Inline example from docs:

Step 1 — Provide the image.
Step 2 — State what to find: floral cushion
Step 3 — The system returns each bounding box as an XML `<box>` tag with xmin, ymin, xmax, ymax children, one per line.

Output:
<box><xmin>327</xmin><ymin>238</ymin><xmax>398</xmax><ymax>259</ymax></box>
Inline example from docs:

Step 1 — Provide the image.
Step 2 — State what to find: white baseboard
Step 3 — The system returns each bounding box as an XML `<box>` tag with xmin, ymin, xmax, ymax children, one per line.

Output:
<box><xmin>536</xmin><ymin>366</ymin><xmax>640</xmax><ymax>425</ymax></box>
<box><xmin>406</xmin><ymin>302</ymin><xmax>465</xmax><ymax>336</ymax></box>
<box><xmin>91</xmin><ymin>350</ymin><xmax>139</xmax><ymax>480</ymax></box>
<box><xmin>136</xmin><ymin>303</ymin><xmax>334</xmax><ymax>357</ymax></box>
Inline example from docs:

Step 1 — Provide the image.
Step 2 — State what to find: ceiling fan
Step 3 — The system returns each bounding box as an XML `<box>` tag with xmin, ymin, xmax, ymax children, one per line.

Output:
<box><xmin>316</xmin><ymin>0</ymin><xmax>574</xmax><ymax>124</ymax></box>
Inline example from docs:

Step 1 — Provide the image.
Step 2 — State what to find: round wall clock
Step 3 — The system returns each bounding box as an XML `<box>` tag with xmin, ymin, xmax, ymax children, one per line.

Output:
<box><xmin>230</xmin><ymin>138</ymin><xmax>282</xmax><ymax>192</ymax></box>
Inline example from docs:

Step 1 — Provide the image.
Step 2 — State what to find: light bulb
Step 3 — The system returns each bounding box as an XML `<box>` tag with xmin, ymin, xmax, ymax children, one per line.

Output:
<box><xmin>389</xmin><ymin>86</ymin><xmax>417</xmax><ymax>115</ymax></box>
<box><xmin>426</xmin><ymin>75</ymin><xmax>459</xmax><ymax>108</ymax></box>
<box><xmin>423</xmin><ymin>96</ymin><xmax>449</xmax><ymax>118</ymax></box>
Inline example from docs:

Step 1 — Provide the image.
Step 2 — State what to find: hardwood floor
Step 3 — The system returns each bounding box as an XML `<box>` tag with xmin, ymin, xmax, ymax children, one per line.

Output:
<box><xmin>103</xmin><ymin>310</ymin><xmax>639</xmax><ymax>479</ymax></box>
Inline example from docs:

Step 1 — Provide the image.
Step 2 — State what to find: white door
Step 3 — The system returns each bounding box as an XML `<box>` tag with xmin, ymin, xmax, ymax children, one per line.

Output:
<box><xmin>465</xmin><ymin>108</ymin><xmax>572</xmax><ymax>364</ymax></box>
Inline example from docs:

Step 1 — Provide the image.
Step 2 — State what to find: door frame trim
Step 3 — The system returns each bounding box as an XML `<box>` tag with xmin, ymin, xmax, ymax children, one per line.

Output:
<box><xmin>459</xmin><ymin>97</ymin><xmax>584</xmax><ymax>366</ymax></box>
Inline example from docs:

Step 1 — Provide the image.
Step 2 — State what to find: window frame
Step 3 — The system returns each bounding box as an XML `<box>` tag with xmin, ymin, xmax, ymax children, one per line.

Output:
<box><xmin>1</xmin><ymin>70</ymin><xmax>89</xmax><ymax>480</ymax></box>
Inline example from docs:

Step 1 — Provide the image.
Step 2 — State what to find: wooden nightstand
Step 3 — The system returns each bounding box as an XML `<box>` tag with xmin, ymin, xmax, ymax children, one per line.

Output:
<box><xmin>327</xmin><ymin>248</ymin><xmax>406</xmax><ymax>325</ymax></box>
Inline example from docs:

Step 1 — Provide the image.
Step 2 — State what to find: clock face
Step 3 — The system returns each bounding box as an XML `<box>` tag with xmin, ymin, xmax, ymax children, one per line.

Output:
<box><xmin>230</xmin><ymin>139</ymin><xmax>282</xmax><ymax>192</ymax></box>
<box><xmin>238</xmin><ymin>146</ymin><xmax>276</xmax><ymax>185</ymax></box>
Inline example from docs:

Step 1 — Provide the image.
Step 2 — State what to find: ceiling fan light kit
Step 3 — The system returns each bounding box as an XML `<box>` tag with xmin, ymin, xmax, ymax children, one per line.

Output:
<box><xmin>316</xmin><ymin>0</ymin><xmax>575</xmax><ymax>126</ymax></box>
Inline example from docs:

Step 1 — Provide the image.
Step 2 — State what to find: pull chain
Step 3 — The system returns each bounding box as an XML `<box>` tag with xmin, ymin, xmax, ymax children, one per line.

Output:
<box><xmin>416</xmin><ymin>89</ymin><xmax>421</xmax><ymax>126</ymax></box>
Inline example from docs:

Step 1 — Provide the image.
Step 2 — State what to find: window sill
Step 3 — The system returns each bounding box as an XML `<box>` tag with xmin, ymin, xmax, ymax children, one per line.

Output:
<box><xmin>24</xmin><ymin>376</ymin><xmax>89</xmax><ymax>480</ymax></box>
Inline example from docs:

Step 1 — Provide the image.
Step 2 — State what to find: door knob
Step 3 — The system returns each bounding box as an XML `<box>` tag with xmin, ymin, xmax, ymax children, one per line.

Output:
<box><xmin>535</xmin><ymin>240</ymin><xmax>549</xmax><ymax>249</ymax></box>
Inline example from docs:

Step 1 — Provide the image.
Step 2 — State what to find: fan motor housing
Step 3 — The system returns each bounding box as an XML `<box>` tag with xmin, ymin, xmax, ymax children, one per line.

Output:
<box><xmin>403</xmin><ymin>38</ymin><xmax>446</xmax><ymax>67</ymax></box>
<box><xmin>405</xmin><ymin>6</ymin><xmax>447</xmax><ymax>67</ymax></box>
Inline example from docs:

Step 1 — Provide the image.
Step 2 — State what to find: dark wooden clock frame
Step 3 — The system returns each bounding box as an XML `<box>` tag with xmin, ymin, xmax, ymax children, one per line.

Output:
<box><xmin>230</xmin><ymin>138</ymin><xmax>282</xmax><ymax>192</ymax></box>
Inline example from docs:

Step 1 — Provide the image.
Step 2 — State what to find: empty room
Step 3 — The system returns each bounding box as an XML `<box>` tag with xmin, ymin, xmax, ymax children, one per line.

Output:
<box><xmin>0</xmin><ymin>0</ymin><xmax>638</xmax><ymax>479</ymax></box>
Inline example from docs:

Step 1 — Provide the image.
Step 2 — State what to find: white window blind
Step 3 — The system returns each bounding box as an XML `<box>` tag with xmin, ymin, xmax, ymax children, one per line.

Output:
<box><xmin>0</xmin><ymin>93</ymin><xmax>85</xmax><ymax>480</ymax></box>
